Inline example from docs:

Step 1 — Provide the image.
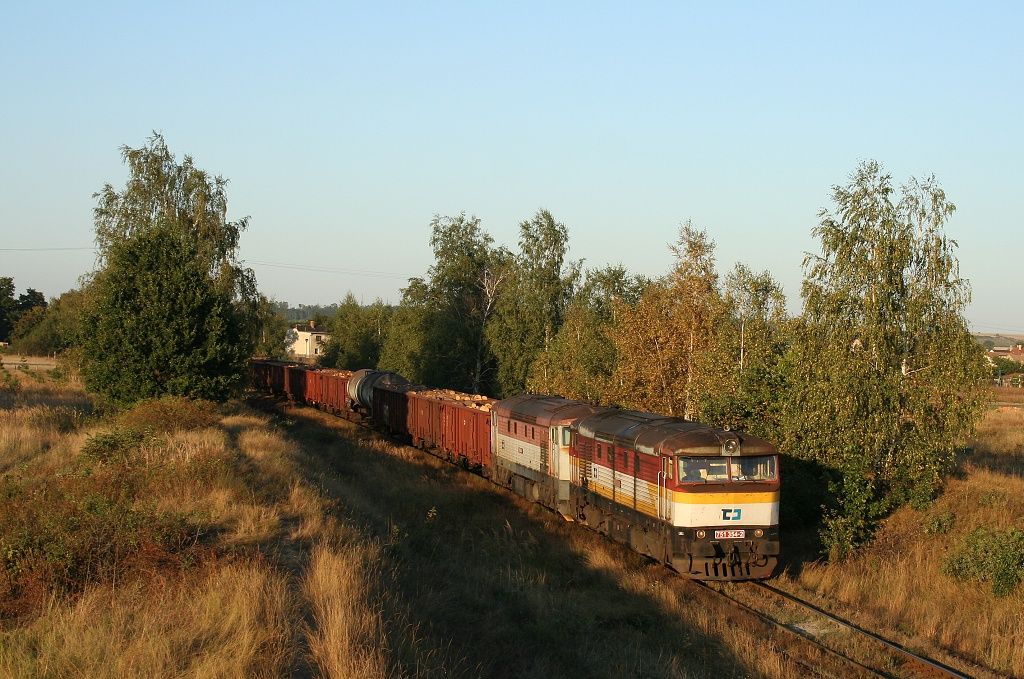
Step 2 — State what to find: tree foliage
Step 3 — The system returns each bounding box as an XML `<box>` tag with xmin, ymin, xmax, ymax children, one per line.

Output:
<box><xmin>703</xmin><ymin>264</ymin><xmax>790</xmax><ymax>437</ymax></box>
<box><xmin>379</xmin><ymin>214</ymin><xmax>507</xmax><ymax>392</ymax></box>
<box><xmin>528</xmin><ymin>265</ymin><xmax>645</xmax><ymax>402</ymax></box>
<box><xmin>93</xmin><ymin>134</ymin><xmax>254</xmax><ymax>302</ymax></box>
<box><xmin>81</xmin><ymin>135</ymin><xmax>257</xmax><ymax>404</ymax></box>
<box><xmin>487</xmin><ymin>209</ymin><xmax>578</xmax><ymax>396</ymax></box>
<box><xmin>320</xmin><ymin>293</ymin><xmax>391</xmax><ymax>370</ymax></box>
<box><xmin>0</xmin><ymin>277</ymin><xmax>17</xmax><ymax>342</ymax></box>
<box><xmin>82</xmin><ymin>221</ymin><xmax>251</xmax><ymax>404</ymax></box>
<box><xmin>782</xmin><ymin>161</ymin><xmax>985</xmax><ymax>557</ymax></box>
<box><xmin>11</xmin><ymin>289</ymin><xmax>85</xmax><ymax>355</ymax></box>
<box><xmin>609</xmin><ymin>223</ymin><xmax>729</xmax><ymax>418</ymax></box>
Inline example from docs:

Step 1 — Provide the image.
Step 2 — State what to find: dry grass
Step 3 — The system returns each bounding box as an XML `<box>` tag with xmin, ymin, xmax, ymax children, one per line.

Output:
<box><xmin>0</xmin><ymin>562</ymin><xmax>296</xmax><ymax>678</ymax></box>
<box><xmin>989</xmin><ymin>385</ymin><xmax>1024</xmax><ymax>404</ymax></box>
<box><xmin>771</xmin><ymin>407</ymin><xmax>1024</xmax><ymax>676</ymax></box>
<box><xmin>303</xmin><ymin>542</ymin><xmax>391</xmax><ymax>678</ymax></box>
<box><xmin>3</xmin><ymin>372</ymin><xmax>849</xmax><ymax>677</ymax></box>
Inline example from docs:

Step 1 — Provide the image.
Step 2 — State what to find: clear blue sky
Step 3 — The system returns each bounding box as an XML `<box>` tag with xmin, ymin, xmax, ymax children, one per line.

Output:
<box><xmin>1</xmin><ymin>2</ymin><xmax>1021</xmax><ymax>333</ymax></box>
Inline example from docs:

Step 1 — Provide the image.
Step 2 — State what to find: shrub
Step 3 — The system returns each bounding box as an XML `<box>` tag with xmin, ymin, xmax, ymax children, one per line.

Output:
<box><xmin>942</xmin><ymin>527</ymin><xmax>1024</xmax><ymax>597</ymax></box>
<box><xmin>0</xmin><ymin>367</ymin><xmax>20</xmax><ymax>394</ymax></box>
<box><xmin>923</xmin><ymin>511</ymin><xmax>955</xmax><ymax>535</ymax></box>
<box><xmin>0</xmin><ymin>427</ymin><xmax>206</xmax><ymax>616</ymax></box>
<box><xmin>80</xmin><ymin>427</ymin><xmax>151</xmax><ymax>464</ymax></box>
<box><xmin>118</xmin><ymin>396</ymin><xmax>220</xmax><ymax>434</ymax></box>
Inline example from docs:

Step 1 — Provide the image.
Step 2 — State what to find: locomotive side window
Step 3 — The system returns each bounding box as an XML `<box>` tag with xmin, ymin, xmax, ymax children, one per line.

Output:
<box><xmin>562</xmin><ymin>429</ymin><xmax>571</xmax><ymax>446</ymax></box>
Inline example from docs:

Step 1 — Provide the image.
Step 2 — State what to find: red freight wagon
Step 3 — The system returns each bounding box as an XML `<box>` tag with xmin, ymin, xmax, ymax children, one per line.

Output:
<box><xmin>408</xmin><ymin>389</ymin><xmax>494</xmax><ymax>471</ymax></box>
<box><xmin>372</xmin><ymin>382</ymin><xmax>420</xmax><ymax>436</ymax></box>
<box><xmin>409</xmin><ymin>391</ymin><xmax>444</xmax><ymax>450</ymax></box>
<box><xmin>441</xmin><ymin>400</ymin><xmax>494</xmax><ymax>472</ymax></box>
<box><xmin>306</xmin><ymin>369</ymin><xmax>323</xmax><ymax>405</ymax></box>
<box><xmin>285</xmin><ymin>365</ymin><xmax>308</xmax><ymax>401</ymax></box>
<box><xmin>320</xmin><ymin>369</ymin><xmax>352</xmax><ymax>415</ymax></box>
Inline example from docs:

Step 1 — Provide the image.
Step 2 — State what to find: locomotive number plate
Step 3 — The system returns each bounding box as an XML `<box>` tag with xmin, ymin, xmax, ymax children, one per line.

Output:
<box><xmin>714</xmin><ymin>529</ymin><xmax>745</xmax><ymax>539</ymax></box>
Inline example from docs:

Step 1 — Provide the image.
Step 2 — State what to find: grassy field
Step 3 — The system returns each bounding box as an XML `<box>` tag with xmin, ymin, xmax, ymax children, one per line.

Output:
<box><xmin>0</xmin><ymin>364</ymin><xmax>812</xmax><ymax>678</ymax></box>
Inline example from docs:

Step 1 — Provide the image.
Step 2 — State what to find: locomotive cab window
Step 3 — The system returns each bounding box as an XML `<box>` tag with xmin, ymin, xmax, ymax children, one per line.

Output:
<box><xmin>679</xmin><ymin>456</ymin><xmax>778</xmax><ymax>483</ymax></box>
<box><xmin>562</xmin><ymin>428</ymin><xmax>571</xmax><ymax>446</ymax></box>
<box><xmin>733</xmin><ymin>455</ymin><xmax>777</xmax><ymax>481</ymax></box>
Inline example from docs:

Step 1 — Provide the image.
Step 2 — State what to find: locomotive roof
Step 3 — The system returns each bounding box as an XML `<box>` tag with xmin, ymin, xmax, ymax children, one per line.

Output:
<box><xmin>576</xmin><ymin>409</ymin><xmax>777</xmax><ymax>458</ymax></box>
<box><xmin>494</xmin><ymin>394</ymin><xmax>603</xmax><ymax>426</ymax></box>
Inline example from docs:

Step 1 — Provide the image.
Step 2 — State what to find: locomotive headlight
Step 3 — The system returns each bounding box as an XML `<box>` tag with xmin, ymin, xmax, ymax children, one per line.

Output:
<box><xmin>754</xmin><ymin>529</ymin><xmax>764</xmax><ymax>538</ymax></box>
<box><xmin>696</xmin><ymin>530</ymin><xmax>706</xmax><ymax>539</ymax></box>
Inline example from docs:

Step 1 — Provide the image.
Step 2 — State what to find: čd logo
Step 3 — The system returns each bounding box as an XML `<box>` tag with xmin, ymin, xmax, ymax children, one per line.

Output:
<box><xmin>721</xmin><ymin>508</ymin><xmax>742</xmax><ymax>520</ymax></box>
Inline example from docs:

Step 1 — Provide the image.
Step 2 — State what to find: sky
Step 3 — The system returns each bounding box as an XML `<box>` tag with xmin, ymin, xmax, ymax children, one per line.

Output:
<box><xmin>1</xmin><ymin>2</ymin><xmax>1021</xmax><ymax>333</ymax></box>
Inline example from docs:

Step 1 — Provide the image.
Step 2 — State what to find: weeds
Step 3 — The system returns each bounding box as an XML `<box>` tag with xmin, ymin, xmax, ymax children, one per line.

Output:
<box><xmin>0</xmin><ymin>424</ymin><xmax>207</xmax><ymax>615</ymax></box>
<box><xmin>117</xmin><ymin>395</ymin><xmax>219</xmax><ymax>433</ymax></box>
<box><xmin>922</xmin><ymin>511</ymin><xmax>955</xmax><ymax>535</ymax></box>
<box><xmin>943</xmin><ymin>527</ymin><xmax>1024</xmax><ymax>597</ymax></box>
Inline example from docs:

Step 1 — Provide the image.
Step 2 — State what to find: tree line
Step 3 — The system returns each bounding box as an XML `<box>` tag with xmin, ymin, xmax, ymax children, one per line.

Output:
<box><xmin>315</xmin><ymin>162</ymin><xmax>987</xmax><ymax>558</ymax></box>
<box><xmin>9</xmin><ymin>135</ymin><xmax>987</xmax><ymax>558</ymax></box>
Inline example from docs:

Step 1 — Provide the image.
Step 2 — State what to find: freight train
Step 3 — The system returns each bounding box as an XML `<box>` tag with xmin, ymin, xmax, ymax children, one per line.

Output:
<box><xmin>251</xmin><ymin>360</ymin><xmax>780</xmax><ymax>580</ymax></box>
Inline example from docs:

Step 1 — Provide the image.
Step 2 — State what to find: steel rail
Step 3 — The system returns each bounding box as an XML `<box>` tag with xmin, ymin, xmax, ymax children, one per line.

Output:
<box><xmin>745</xmin><ymin>581</ymin><xmax>972</xmax><ymax>679</ymax></box>
<box><xmin>691</xmin><ymin>581</ymin><xmax>882</xmax><ymax>679</ymax></box>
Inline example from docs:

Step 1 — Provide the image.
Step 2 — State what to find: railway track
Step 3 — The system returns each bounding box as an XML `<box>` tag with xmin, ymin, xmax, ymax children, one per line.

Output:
<box><xmin>697</xmin><ymin>579</ymin><xmax>977</xmax><ymax>678</ymax></box>
<box><xmin>261</xmin><ymin>393</ymin><xmax>993</xmax><ymax>678</ymax></box>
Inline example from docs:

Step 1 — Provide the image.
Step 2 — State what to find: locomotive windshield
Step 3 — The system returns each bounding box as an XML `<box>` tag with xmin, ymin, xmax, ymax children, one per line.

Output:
<box><xmin>678</xmin><ymin>455</ymin><xmax>777</xmax><ymax>483</ymax></box>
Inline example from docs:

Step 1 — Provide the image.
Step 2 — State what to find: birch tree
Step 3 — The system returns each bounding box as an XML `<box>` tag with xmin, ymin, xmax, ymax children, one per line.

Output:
<box><xmin>784</xmin><ymin>161</ymin><xmax>986</xmax><ymax>557</ymax></box>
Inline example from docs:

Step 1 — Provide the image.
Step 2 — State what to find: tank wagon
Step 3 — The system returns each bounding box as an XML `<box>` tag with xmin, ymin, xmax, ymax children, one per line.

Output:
<box><xmin>250</xmin><ymin>359</ymin><xmax>781</xmax><ymax>580</ymax></box>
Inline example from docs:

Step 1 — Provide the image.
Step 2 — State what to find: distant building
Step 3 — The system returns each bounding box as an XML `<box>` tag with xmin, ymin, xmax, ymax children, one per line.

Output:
<box><xmin>988</xmin><ymin>343</ymin><xmax>1024</xmax><ymax>364</ymax></box>
<box><xmin>286</xmin><ymin>321</ymin><xmax>331</xmax><ymax>359</ymax></box>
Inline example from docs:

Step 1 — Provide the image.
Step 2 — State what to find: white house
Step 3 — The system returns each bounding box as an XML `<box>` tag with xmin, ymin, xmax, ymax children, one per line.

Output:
<box><xmin>286</xmin><ymin>322</ymin><xmax>331</xmax><ymax>359</ymax></box>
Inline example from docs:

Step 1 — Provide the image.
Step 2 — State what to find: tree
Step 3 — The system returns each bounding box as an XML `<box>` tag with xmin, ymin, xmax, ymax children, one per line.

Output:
<box><xmin>16</xmin><ymin>288</ymin><xmax>46</xmax><ymax>313</ymax></box>
<box><xmin>320</xmin><ymin>293</ymin><xmax>391</xmax><ymax>370</ymax></box>
<box><xmin>251</xmin><ymin>295</ymin><xmax>291</xmax><ymax>359</ymax></box>
<box><xmin>0</xmin><ymin>277</ymin><xmax>16</xmax><ymax>342</ymax></box>
<box><xmin>783</xmin><ymin>161</ymin><xmax>986</xmax><ymax>557</ymax></box>
<box><xmin>81</xmin><ymin>221</ymin><xmax>251</xmax><ymax>403</ymax></box>
<box><xmin>702</xmin><ymin>264</ymin><xmax>790</xmax><ymax>437</ymax></box>
<box><xmin>487</xmin><ymin>209</ymin><xmax>578</xmax><ymax>396</ymax></box>
<box><xmin>11</xmin><ymin>289</ymin><xmax>85</xmax><ymax>356</ymax></box>
<box><xmin>378</xmin><ymin>214</ymin><xmax>506</xmax><ymax>392</ymax></box>
<box><xmin>93</xmin><ymin>134</ymin><xmax>255</xmax><ymax>305</ymax></box>
<box><xmin>608</xmin><ymin>223</ymin><xmax>729</xmax><ymax>418</ymax></box>
<box><xmin>81</xmin><ymin>135</ymin><xmax>257</xmax><ymax>404</ymax></box>
<box><xmin>527</xmin><ymin>265</ymin><xmax>646</xmax><ymax>402</ymax></box>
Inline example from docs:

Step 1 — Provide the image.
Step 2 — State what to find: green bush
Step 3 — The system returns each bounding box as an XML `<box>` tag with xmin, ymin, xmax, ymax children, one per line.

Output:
<box><xmin>0</xmin><ymin>368</ymin><xmax>19</xmax><ymax>394</ymax></box>
<box><xmin>942</xmin><ymin>527</ymin><xmax>1024</xmax><ymax>597</ymax></box>
<box><xmin>923</xmin><ymin>511</ymin><xmax>955</xmax><ymax>535</ymax></box>
<box><xmin>79</xmin><ymin>427</ymin><xmax>152</xmax><ymax>464</ymax></box>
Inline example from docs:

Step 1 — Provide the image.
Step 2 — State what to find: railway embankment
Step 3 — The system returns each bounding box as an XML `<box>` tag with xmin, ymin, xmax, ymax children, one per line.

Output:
<box><xmin>2</xmin><ymin>364</ymin><xmax>1020</xmax><ymax>677</ymax></box>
